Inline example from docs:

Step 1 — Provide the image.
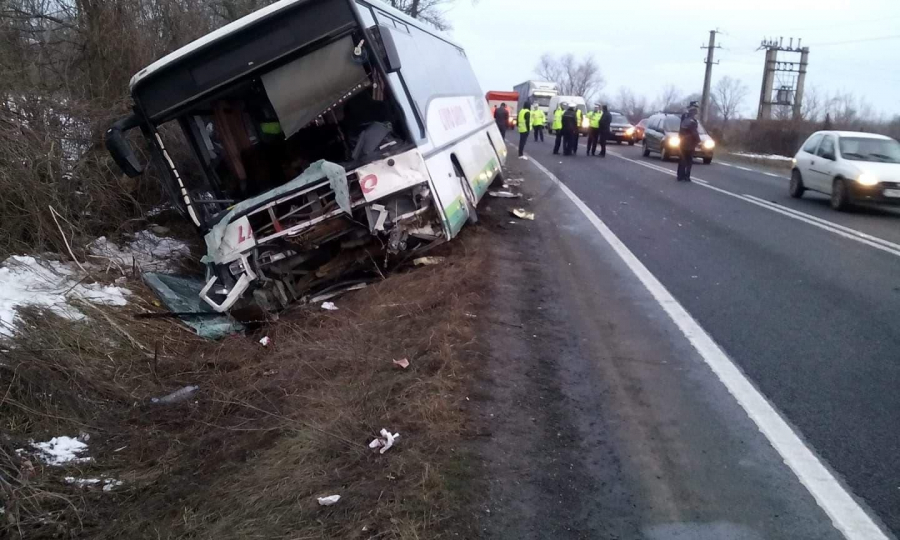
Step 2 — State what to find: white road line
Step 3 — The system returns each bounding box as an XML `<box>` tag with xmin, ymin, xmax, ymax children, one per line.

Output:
<box><xmin>612</xmin><ymin>153</ymin><xmax>900</xmax><ymax>259</ymax></box>
<box><xmin>525</xmin><ymin>153</ymin><xmax>890</xmax><ymax>540</ymax></box>
<box><xmin>742</xmin><ymin>194</ymin><xmax>900</xmax><ymax>253</ymax></box>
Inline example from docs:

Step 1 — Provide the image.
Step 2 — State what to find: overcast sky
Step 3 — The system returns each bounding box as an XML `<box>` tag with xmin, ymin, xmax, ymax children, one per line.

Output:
<box><xmin>443</xmin><ymin>0</ymin><xmax>900</xmax><ymax>118</ymax></box>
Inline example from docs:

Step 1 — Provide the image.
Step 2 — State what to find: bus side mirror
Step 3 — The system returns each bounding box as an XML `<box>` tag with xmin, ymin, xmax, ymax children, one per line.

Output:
<box><xmin>105</xmin><ymin>112</ymin><xmax>145</xmax><ymax>178</ymax></box>
<box><xmin>377</xmin><ymin>25</ymin><xmax>402</xmax><ymax>74</ymax></box>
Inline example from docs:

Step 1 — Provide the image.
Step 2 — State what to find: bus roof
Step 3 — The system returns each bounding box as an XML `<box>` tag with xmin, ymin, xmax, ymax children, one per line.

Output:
<box><xmin>129</xmin><ymin>0</ymin><xmax>461</xmax><ymax>91</ymax></box>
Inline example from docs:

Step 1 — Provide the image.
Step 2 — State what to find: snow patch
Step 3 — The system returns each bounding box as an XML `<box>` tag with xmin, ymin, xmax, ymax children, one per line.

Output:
<box><xmin>31</xmin><ymin>436</ymin><xmax>91</xmax><ymax>466</ymax></box>
<box><xmin>65</xmin><ymin>477</ymin><xmax>124</xmax><ymax>491</ymax></box>
<box><xmin>731</xmin><ymin>152</ymin><xmax>793</xmax><ymax>161</ymax></box>
<box><xmin>89</xmin><ymin>230</ymin><xmax>190</xmax><ymax>272</ymax></box>
<box><xmin>0</xmin><ymin>256</ymin><xmax>130</xmax><ymax>334</ymax></box>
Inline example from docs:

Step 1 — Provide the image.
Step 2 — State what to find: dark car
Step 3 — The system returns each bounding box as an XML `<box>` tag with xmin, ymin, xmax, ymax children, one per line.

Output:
<box><xmin>607</xmin><ymin>112</ymin><xmax>636</xmax><ymax>145</ymax></box>
<box><xmin>633</xmin><ymin>118</ymin><xmax>649</xmax><ymax>142</ymax></box>
<box><xmin>641</xmin><ymin>112</ymin><xmax>715</xmax><ymax>164</ymax></box>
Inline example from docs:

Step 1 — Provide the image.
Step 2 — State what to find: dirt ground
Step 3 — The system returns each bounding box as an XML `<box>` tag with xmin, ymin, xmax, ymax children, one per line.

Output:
<box><xmin>1</xmin><ymin>221</ymin><xmax>489</xmax><ymax>538</ymax></box>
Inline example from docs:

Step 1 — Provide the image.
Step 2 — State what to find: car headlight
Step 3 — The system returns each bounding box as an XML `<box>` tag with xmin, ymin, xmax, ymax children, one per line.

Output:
<box><xmin>626</xmin><ymin>127</ymin><xmax>635</xmax><ymax>136</ymax></box>
<box><xmin>857</xmin><ymin>173</ymin><xmax>878</xmax><ymax>186</ymax></box>
<box><xmin>703</xmin><ymin>139</ymin><xmax>715</xmax><ymax>150</ymax></box>
<box><xmin>668</xmin><ymin>136</ymin><xmax>681</xmax><ymax>148</ymax></box>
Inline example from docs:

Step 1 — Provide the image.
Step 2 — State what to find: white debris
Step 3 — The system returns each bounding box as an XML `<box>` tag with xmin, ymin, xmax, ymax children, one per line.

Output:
<box><xmin>368</xmin><ymin>428</ymin><xmax>400</xmax><ymax>454</ymax></box>
<box><xmin>412</xmin><ymin>256</ymin><xmax>444</xmax><ymax>266</ymax></box>
<box><xmin>317</xmin><ymin>495</ymin><xmax>341</xmax><ymax>506</ymax></box>
<box><xmin>259</xmin><ymin>336</ymin><xmax>271</xmax><ymax>347</ymax></box>
<box><xmin>151</xmin><ymin>385</ymin><xmax>199</xmax><ymax>405</ymax></box>
<box><xmin>88</xmin><ymin>230</ymin><xmax>191</xmax><ymax>272</ymax></box>
<box><xmin>65</xmin><ymin>477</ymin><xmax>102</xmax><ymax>487</ymax></box>
<box><xmin>31</xmin><ymin>436</ymin><xmax>91</xmax><ymax>466</ymax></box>
<box><xmin>503</xmin><ymin>178</ymin><xmax>524</xmax><ymax>187</ymax></box>
<box><xmin>393</xmin><ymin>358</ymin><xmax>410</xmax><ymax>369</ymax></box>
<box><xmin>510</xmin><ymin>208</ymin><xmax>535</xmax><ymax>221</ymax></box>
<box><xmin>102</xmin><ymin>479</ymin><xmax>123</xmax><ymax>491</ymax></box>
<box><xmin>321</xmin><ymin>301</ymin><xmax>338</xmax><ymax>311</ymax></box>
<box><xmin>0</xmin><ymin>256</ymin><xmax>130</xmax><ymax>334</ymax></box>
<box><xmin>488</xmin><ymin>191</ymin><xmax>522</xmax><ymax>199</ymax></box>
<box><xmin>730</xmin><ymin>152</ymin><xmax>793</xmax><ymax>161</ymax></box>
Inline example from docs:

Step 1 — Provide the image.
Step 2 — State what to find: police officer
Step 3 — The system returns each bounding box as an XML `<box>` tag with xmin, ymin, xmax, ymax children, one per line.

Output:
<box><xmin>532</xmin><ymin>104</ymin><xmax>546</xmax><ymax>142</ymax></box>
<box><xmin>598</xmin><ymin>105</ymin><xmax>612</xmax><ymax>157</ymax></box>
<box><xmin>561</xmin><ymin>105</ymin><xmax>578</xmax><ymax>156</ymax></box>
<box><xmin>677</xmin><ymin>104</ymin><xmax>701</xmax><ymax>181</ymax></box>
<box><xmin>574</xmin><ymin>108</ymin><xmax>583</xmax><ymax>155</ymax></box>
<box><xmin>586</xmin><ymin>105</ymin><xmax>602</xmax><ymax>156</ymax></box>
<box><xmin>517</xmin><ymin>101</ymin><xmax>531</xmax><ymax>159</ymax></box>
<box><xmin>552</xmin><ymin>103</ymin><xmax>565</xmax><ymax>155</ymax></box>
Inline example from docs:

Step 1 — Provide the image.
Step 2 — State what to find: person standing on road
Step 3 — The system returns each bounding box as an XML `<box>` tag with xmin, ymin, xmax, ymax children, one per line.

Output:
<box><xmin>598</xmin><ymin>105</ymin><xmax>612</xmax><ymax>158</ymax></box>
<box><xmin>586</xmin><ymin>105</ymin><xmax>602</xmax><ymax>156</ymax></box>
<box><xmin>517</xmin><ymin>100</ymin><xmax>531</xmax><ymax>159</ymax></box>
<box><xmin>561</xmin><ymin>105</ymin><xmax>578</xmax><ymax>156</ymax></box>
<box><xmin>574</xmin><ymin>108</ymin><xmax>583</xmax><ymax>155</ymax></box>
<box><xmin>532</xmin><ymin>104</ymin><xmax>546</xmax><ymax>142</ymax></box>
<box><xmin>677</xmin><ymin>104</ymin><xmax>701</xmax><ymax>181</ymax></box>
<box><xmin>552</xmin><ymin>103</ymin><xmax>565</xmax><ymax>155</ymax></box>
<box><xmin>494</xmin><ymin>103</ymin><xmax>510</xmax><ymax>140</ymax></box>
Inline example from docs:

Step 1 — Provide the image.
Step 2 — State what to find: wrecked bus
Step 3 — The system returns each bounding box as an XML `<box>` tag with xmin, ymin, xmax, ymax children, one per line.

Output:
<box><xmin>106</xmin><ymin>0</ymin><xmax>506</xmax><ymax>312</ymax></box>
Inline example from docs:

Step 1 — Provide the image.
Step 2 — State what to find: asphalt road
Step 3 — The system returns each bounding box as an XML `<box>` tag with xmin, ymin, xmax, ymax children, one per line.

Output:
<box><xmin>488</xmin><ymin>136</ymin><xmax>900</xmax><ymax>537</ymax></box>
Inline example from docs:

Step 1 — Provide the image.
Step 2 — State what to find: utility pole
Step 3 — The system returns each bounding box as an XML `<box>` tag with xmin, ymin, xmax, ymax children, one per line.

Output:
<box><xmin>792</xmin><ymin>46</ymin><xmax>810</xmax><ymax>120</ymax></box>
<box><xmin>700</xmin><ymin>30</ymin><xmax>721</xmax><ymax>124</ymax></box>
<box><xmin>756</xmin><ymin>37</ymin><xmax>809</xmax><ymax>121</ymax></box>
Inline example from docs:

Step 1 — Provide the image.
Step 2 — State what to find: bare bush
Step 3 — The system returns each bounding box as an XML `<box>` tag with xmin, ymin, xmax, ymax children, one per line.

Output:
<box><xmin>655</xmin><ymin>85</ymin><xmax>682</xmax><ymax>112</ymax></box>
<box><xmin>614</xmin><ymin>87</ymin><xmax>650</xmax><ymax>122</ymax></box>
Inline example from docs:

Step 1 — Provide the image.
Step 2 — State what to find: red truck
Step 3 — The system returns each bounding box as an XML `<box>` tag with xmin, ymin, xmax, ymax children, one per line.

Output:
<box><xmin>486</xmin><ymin>91</ymin><xmax>519</xmax><ymax>128</ymax></box>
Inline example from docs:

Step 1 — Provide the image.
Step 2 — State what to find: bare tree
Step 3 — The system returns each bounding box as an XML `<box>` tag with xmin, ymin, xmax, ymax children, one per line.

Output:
<box><xmin>385</xmin><ymin>0</ymin><xmax>455</xmax><ymax>30</ymax></box>
<box><xmin>656</xmin><ymin>85</ymin><xmax>682</xmax><ymax>112</ymax></box>
<box><xmin>614</xmin><ymin>87</ymin><xmax>650</xmax><ymax>122</ymax></box>
<box><xmin>535</xmin><ymin>53</ymin><xmax>606</xmax><ymax>102</ymax></box>
<box><xmin>801</xmin><ymin>85</ymin><xmax>823</xmax><ymax>122</ymax></box>
<box><xmin>711</xmin><ymin>76</ymin><xmax>748</xmax><ymax>124</ymax></box>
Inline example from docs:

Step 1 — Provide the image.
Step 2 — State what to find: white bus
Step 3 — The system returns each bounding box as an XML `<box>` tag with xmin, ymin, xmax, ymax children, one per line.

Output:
<box><xmin>106</xmin><ymin>0</ymin><xmax>506</xmax><ymax>312</ymax></box>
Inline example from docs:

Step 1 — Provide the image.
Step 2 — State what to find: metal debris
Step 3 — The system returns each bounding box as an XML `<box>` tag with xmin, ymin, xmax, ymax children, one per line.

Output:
<box><xmin>412</xmin><ymin>256</ymin><xmax>444</xmax><ymax>266</ymax></box>
<box><xmin>510</xmin><ymin>208</ymin><xmax>535</xmax><ymax>220</ymax></box>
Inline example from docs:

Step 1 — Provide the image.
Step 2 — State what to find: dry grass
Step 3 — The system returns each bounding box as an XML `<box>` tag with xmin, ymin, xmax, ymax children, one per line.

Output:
<box><xmin>1</xmin><ymin>230</ymin><xmax>485</xmax><ymax>539</ymax></box>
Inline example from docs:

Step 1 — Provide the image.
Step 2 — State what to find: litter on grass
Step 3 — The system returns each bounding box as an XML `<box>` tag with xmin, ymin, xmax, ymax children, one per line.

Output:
<box><xmin>488</xmin><ymin>191</ymin><xmax>522</xmax><ymax>199</ymax></box>
<box><xmin>393</xmin><ymin>358</ymin><xmax>410</xmax><ymax>369</ymax></box>
<box><xmin>88</xmin><ymin>230</ymin><xmax>191</xmax><ymax>273</ymax></box>
<box><xmin>259</xmin><ymin>336</ymin><xmax>271</xmax><ymax>347</ymax></box>
<box><xmin>0</xmin><ymin>256</ymin><xmax>130</xmax><ymax>335</ymax></box>
<box><xmin>369</xmin><ymin>428</ymin><xmax>400</xmax><ymax>454</ymax></box>
<box><xmin>510</xmin><ymin>208</ymin><xmax>535</xmax><ymax>220</ymax></box>
<box><xmin>151</xmin><ymin>385</ymin><xmax>199</xmax><ymax>405</ymax></box>
<box><xmin>317</xmin><ymin>495</ymin><xmax>341</xmax><ymax>506</ymax></box>
<box><xmin>30</xmin><ymin>436</ymin><xmax>91</xmax><ymax>466</ymax></box>
<box><xmin>412</xmin><ymin>256</ymin><xmax>444</xmax><ymax>266</ymax></box>
<box><xmin>321</xmin><ymin>301</ymin><xmax>339</xmax><ymax>311</ymax></box>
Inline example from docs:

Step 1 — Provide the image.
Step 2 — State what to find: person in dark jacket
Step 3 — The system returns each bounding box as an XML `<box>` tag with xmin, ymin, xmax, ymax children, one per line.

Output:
<box><xmin>494</xmin><ymin>103</ymin><xmax>510</xmax><ymax>140</ymax></box>
<box><xmin>598</xmin><ymin>105</ymin><xmax>612</xmax><ymax>157</ymax></box>
<box><xmin>561</xmin><ymin>106</ymin><xmax>578</xmax><ymax>156</ymax></box>
<box><xmin>677</xmin><ymin>105</ymin><xmax>701</xmax><ymax>181</ymax></box>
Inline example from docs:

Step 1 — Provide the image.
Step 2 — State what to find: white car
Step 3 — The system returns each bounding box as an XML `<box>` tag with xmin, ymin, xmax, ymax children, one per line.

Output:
<box><xmin>790</xmin><ymin>131</ymin><xmax>900</xmax><ymax>211</ymax></box>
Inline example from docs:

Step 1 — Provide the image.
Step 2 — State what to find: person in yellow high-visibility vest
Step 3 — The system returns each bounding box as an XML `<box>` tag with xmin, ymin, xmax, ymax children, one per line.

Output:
<box><xmin>516</xmin><ymin>101</ymin><xmax>531</xmax><ymax>158</ymax></box>
<box><xmin>531</xmin><ymin>104</ymin><xmax>546</xmax><ymax>143</ymax></box>
<box><xmin>552</xmin><ymin>103</ymin><xmax>565</xmax><ymax>155</ymax></box>
<box><xmin>587</xmin><ymin>104</ymin><xmax>603</xmax><ymax>156</ymax></box>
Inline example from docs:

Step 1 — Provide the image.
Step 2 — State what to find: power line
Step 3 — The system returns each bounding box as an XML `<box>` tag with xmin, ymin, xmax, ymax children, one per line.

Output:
<box><xmin>808</xmin><ymin>34</ymin><xmax>900</xmax><ymax>47</ymax></box>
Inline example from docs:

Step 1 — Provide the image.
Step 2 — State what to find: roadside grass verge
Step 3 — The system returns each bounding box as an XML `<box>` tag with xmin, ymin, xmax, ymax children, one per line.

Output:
<box><xmin>1</xmin><ymin>230</ymin><xmax>485</xmax><ymax>539</ymax></box>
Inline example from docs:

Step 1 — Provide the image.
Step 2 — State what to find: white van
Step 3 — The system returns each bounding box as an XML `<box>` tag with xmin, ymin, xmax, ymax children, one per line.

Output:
<box><xmin>106</xmin><ymin>0</ymin><xmax>506</xmax><ymax>312</ymax></box>
<box><xmin>546</xmin><ymin>95</ymin><xmax>587</xmax><ymax>134</ymax></box>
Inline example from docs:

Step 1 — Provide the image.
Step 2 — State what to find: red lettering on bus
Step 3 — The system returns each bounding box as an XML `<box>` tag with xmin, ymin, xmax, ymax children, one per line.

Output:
<box><xmin>361</xmin><ymin>174</ymin><xmax>378</xmax><ymax>194</ymax></box>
